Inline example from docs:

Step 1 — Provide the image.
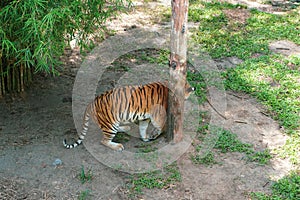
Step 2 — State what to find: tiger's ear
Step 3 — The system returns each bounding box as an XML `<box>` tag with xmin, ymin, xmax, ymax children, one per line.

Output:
<box><xmin>184</xmin><ymin>81</ymin><xmax>195</xmax><ymax>99</ymax></box>
<box><xmin>187</xmin><ymin>86</ymin><xmax>195</xmax><ymax>93</ymax></box>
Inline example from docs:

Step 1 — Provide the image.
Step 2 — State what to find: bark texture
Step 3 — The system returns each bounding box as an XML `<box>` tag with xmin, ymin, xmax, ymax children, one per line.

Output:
<box><xmin>167</xmin><ymin>0</ymin><xmax>189</xmax><ymax>143</ymax></box>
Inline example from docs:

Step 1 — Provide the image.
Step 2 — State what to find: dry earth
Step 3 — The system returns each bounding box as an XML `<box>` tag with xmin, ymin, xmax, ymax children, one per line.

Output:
<box><xmin>0</xmin><ymin>0</ymin><xmax>298</xmax><ymax>199</ymax></box>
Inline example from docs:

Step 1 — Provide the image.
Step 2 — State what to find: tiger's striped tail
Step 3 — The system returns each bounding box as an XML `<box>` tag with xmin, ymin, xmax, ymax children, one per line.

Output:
<box><xmin>63</xmin><ymin>103</ymin><xmax>92</xmax><ymax>149</ymax></box>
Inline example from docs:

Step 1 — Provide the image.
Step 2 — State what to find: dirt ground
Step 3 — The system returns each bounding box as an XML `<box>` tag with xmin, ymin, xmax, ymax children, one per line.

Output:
<box><xmin>0</xmin><ymin>1</ymin><xmax>297</xmax><ymax>199</ymax></box>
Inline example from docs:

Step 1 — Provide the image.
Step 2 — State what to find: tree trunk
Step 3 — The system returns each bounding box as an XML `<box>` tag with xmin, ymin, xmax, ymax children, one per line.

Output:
<box><xmin>167</xmin><ymin>0</ymin><xmax>189</xmax><ymax>143</ymax></box>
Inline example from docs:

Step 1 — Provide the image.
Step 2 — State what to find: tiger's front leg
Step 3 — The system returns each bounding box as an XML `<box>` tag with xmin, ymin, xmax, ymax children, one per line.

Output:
<box><xmin>139</xmin><ymin>119</ymin><xmax>151</xmax><ymax>142</ymax></box>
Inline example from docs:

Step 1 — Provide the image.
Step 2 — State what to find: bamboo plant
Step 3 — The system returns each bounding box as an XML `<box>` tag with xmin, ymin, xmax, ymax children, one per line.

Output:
<box><xmin>0</xmin><ymin>0</ymin><xmax>130</xmax><ymax>96</ymax></box>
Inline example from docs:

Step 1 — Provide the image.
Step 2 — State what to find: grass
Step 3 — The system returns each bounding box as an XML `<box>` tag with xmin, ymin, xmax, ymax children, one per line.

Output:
<box><xmin>78</xmin><ymin>190</ymin><xmax>91</xmax><ymax>200</ymax></box>
<box><xmin>135</xmin><ymin>142</ymin><xmax>158</xmax><ymax>153</ymax></box>
<box><xmin>224</xmin><ymin>55</ymin><xmax>300</xmax><ymax>131</ymax></box>
<box><xmin>274</xmin><ymin>133</ymin><xmax>300</xmax><ymax>165</ymax></box>
<box><xmin>189</xmin><ymin>0</ymin><xmax>300</xmax><ymax>198</ymax></box>
<box><xmin>77</xmin><ymin>166</ymin><xmax>93</xmax><ymax>199</ymax></box>
<box><xmin>190</xmin><ymin>0</ymin><xmax>299</xmax><ymax>158</ymax></box>
<box><xmin>192</xmin><ymin>128</ymin><xmax>272</xmax><ymax>166</ymax></box>
<box><xmin>191</xmin><ymin>151</ymin><xmax>218</xmax><ymax>166</ymax></box>
<box><xmin>79</xmin><ymin>166</ymin><xmax>93</xmax><ymax>184</ymax></box>
<box><xmin>190</xmin><ymin>1</ymin><xmax>300</xmax><ymax>132</ymax></box>
<box><xmin>247</xmin><ymin>149</ymin><xmax>272</xmax><ymax>165</ymax></box>
<box><xmin>113</xmin><ymin>132</ymin><xmax>131</xmax><ymax>143</ymax></box>
<box><xmin>125</xmin><ymin>163</ymin><xmax>181</xmax><ymax>198</ymax></box>
<box><xmin>251</xmin><ymin>171</ymin><xmax>300</xmax><ymax>200</ymax></box>
<box><xmin>214</xmin><ymin>129</ymin><xmax>253</xmax><ymax>154</ymax></box>
<box><xmin>189</xmin><ymin>1</ymin><xmax>300</xmax><ymax>59</ymax></box>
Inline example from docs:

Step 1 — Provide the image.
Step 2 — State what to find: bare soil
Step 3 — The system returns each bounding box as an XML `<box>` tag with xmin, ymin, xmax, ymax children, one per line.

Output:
<box><xmin>0</xmin><ymin>1</ymin><xmax>297</xmax><ymax>200</ymax></box>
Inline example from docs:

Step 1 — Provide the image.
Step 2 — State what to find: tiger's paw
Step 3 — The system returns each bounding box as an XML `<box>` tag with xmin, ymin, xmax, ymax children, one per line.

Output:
<box><xmin>102</xmin><ymin>140</ymin><xmax>124</xmax><ymax>152</ymax></box>
<box><xmin>141</xmin><ymin>137</ymin><xmax>150</xmax><ymax>142</ymax></box>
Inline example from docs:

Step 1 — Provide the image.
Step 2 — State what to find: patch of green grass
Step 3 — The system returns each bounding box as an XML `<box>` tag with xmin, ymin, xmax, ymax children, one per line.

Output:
<box><xmin>78</xmin><ymin>190</ymin><xmax>91</xmax><ymax>200</ymax></box>
<box><xmin>135</xmin><ymin>142</ymin><xmax>158</xmax><ymax>153</ymax></box>
<box><xmin>193</xmin><ymin>128</ymin><xmax>272</xmax><ymax>165</ymax></box>
<box><xmin>190</xmin><ymin>1</ymin><xmax>300</xmax><ymax>132</ymax></box>
<box><xmin>79</xmin><ymin>166</ymin><xmax>93</xmax><ymax>184</ymax></box>
<box><xmin>247</xmin><ymin>149</ymin><xmax>272</xmax><ymax>165</ymax></box>
<box><xmin>110</xmin><ymin>48</ymin><xmax>166</xmax><ymax>70</ymax></box>
<box><xmin>113</xmin><ymin>133</ymin><xmax>131</xmax><ymax>143</ymax></box>
<box><xmin>191</xmin><ymin>151</ymin><xmax>218</xmax><ymax>166</ymax></box>
<box><xmin>190</xmin><ymin>1</ymin><xmax>300</xmax><ymax>59</ymax></box>
<box><xmin>125</xmin><ymin>163</ymin><xmax>181</xmax><ymax>197</ymax></box>
<box><xmin>251</xmin><ymin>172</ymin><xmax>300</xmax><ymax>200</ymax></box>
<box><xmin>224</xmin><ymin>55</ymin><xmax>300</xmax><ymax>132</ymax></box>
<box><xmin>214</xmin><ymin>129</ymin><xmax>254</xmax><ymax>154</ymax></box>
<box><xmin>188</xmin><ymin>1</ymin><xmax>299</xmax><ymax>197</ymax></box>
<box><xmin>107</xmin><ymin>64</ymin><xmax>130</xmax><ymax>72</ymax></box>
<box><xmin>275</xmin><ymin>133</ymin><xmax>300</xmax><ymax>165</ymax></box>
<box><xmin>148</xmin><ymin>49</ymin><xmax>170</xmax><ymax>66</ymax></box>
<box><xmin>187</xmin><ymin>70</ymin><xmax>207</xmax><ymax>104</ymax></box>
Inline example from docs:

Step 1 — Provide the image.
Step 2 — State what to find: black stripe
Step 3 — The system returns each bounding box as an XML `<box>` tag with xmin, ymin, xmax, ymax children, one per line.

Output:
<box><xmin>138</xmin><ymin>89</ymin><xmax>143</xmax><ymax>109</ymax></box>
<box><xmin>125</xmin><ymin>102</ymin><xmax>131</xmax><ymax>120</ymax></box>
<box><xmin>132</xmin><ymin>109</ymin><xmax>139</xmax><ymax>121</ymax></box>
<box><xmin>111</xmin><ymin>124</ymin><xmax>119</xmax><ymax>132</ymax></box>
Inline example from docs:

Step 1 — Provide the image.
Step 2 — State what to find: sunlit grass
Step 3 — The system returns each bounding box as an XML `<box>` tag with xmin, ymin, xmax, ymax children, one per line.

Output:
<box><xmin>189</xmin><ymin>2</ymin><xmax>300</xmax><ymax>59</ymax></box>
<box><xmin>125</xmin><ymin>163</ymin><xmax>181</xmax><ymax>198</ymax></box>
<box><xmin>224</xmin><ymin>55</ymin><xmax>300</xmax><ymax>131</ymax></box>
<box><xmin>251</xmin><ymin>171</ymin><xmax>300</xmax><ymax>200</ymax></box>
<box><xmin>189</xmin><ymin>1</ymin><xmax>300</xmax><ymax>198</ymax></box>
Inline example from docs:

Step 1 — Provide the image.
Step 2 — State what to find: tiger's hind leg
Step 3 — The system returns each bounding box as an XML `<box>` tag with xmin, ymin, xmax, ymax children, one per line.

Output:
<box><xmin>118</xmin><ymin>126</ymin><xmax>131</xmax><ymax>132</ymax></box>
<box><xmin>101</xmin><ymin>127</ymin><xmax>124</xmax><ymax>151</ymax></box>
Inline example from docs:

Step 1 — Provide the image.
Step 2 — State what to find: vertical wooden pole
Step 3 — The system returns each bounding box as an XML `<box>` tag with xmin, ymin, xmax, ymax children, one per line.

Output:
<box><xmin>168</xmin><ymin>0</ymin><xmax>189</xmax><ymax>143</ymax></box>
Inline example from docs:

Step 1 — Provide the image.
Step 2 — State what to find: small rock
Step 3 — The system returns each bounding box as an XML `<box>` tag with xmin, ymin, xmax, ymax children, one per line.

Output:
<box><xmin>52</xmin><ymin>158</ymin><xmax>62</xmax><ymax>166</ymax></box>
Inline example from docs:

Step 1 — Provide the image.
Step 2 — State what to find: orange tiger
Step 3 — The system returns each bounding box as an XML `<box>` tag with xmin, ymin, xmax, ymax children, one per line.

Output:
<box><xmin>63</xmin><ymin>82</ymin><xmax>194</xmax><ymax>151</ymax></box>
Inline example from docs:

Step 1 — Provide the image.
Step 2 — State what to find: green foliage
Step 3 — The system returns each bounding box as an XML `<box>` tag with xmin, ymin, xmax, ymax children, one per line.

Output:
<box><xmin>113</xmin><ymin>133</ymin><xmax>131</xmax><ymax>143</ymax></box>
<box><xmin>247</xmin><ymin>149</ymin><xmax>272</xmax><ymax>165</ymax></box>
<box><xmin>188</xmin><ymin>1</ymin><xmax>299</xmax><ymax>198</ymax></box>
<box><xmin>126</xmin><ymin>163</ymin><xmax>181</xmax><ymax>197</ymax></box>
<box><xmin>135</xmin><ymin>142</ymin><xmax>158</xmax><ymax>153</ymax></box>
<box><xmin>251</xmin><ymin>172</ymin><xmax>300</xmax><ymax>200</ymax></box>
<box><xmin>214</xmin><ymin>129</ymin><xmax>253</xmax><ymax>154</ymax></box>
<box><xmin>271</xmin><ymin>172</ymin><xmax>300</xmax><ymax>200</ymax></box>
<box><xmin>275</xmin><ymin>133</ymin><xmax>300</xmax><ymax>165</ymax></box>
<box><xmin>187</xmin><ymin>70</ymin><xmax>207</xmax><ymax>104</ymax></box>
<box><xmin>189</xmin><ymin>1</ymin><xmax>300</xmax><ymax>59</ymax></box>
<box><xmin>78</xmin><ymin>190</ymin><xmax>91</xmax><ymax>200</ymax></box>
<box><xmin>190</xmin><ymin>1</ymin><xmax>300</xmax><ymax>133</ymax></box>
<box><xmin>224</xmin><ymin>55</ymin><xmax>300</xmax><ymax>131</ymax></box>
<box><xmin>193</xmin><ymin>127</ymin><xmax>272</xmax><ymax>165</ymax></box>
<box><xmin>191</xmin><ymin>151</ymin><xmax>217</xmax><ymax>166</ymax></box>
<box><xmin>79</xmin><ymin>166</ymin><xmax>93</xmax><ymax>184</ymax></box>
<box><xmin>0</xmin><ymin>0</ymin><xmax>130</xmax><ymax>94</ymax></box>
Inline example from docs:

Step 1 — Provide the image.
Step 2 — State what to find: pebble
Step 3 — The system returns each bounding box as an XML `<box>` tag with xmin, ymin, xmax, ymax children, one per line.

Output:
<box><xmin>52</xmin><ymin>158</ymin><xmax>62</xmax><ymax>166</ymax></box>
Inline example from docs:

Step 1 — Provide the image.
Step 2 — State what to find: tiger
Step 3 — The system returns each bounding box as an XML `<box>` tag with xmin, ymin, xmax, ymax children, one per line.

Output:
<box><xmin>63</xmin><ymin>81</ymin><xmax>194</xmax><ymax>151</ymax></box>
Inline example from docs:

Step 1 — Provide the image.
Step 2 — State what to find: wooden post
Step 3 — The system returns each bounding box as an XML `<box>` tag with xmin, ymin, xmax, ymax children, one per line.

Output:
<box><xmin>167</xmin><ymin>0</ymin><xmax>189</xmax><ymax>143</ymax></box>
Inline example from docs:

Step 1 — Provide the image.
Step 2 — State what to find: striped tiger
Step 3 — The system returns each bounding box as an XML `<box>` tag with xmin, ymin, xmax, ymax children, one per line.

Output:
<box><xmin>63</xmin><ymin>81</ymin><xmax>194</xmax><ymax>151</ymax></box>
